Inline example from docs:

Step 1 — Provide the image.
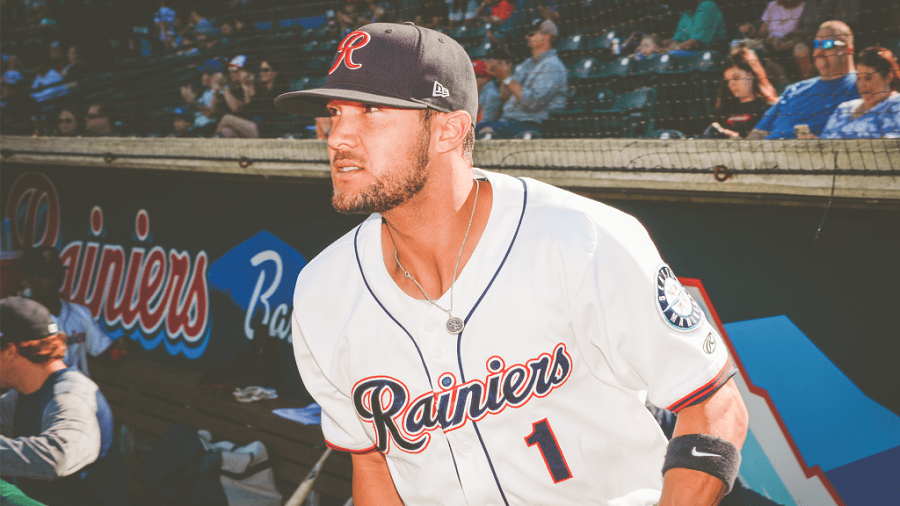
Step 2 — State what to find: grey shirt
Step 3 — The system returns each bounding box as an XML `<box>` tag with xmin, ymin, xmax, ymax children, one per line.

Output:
<box><xmin>0</xmin><ymin>370</ymin><xmax>103</xmax><ymax>480</ymax></box>
<box><xmin>502</xmin><ymin>49</ymin><xmax>568</xmax><ymax>122</ymax></box>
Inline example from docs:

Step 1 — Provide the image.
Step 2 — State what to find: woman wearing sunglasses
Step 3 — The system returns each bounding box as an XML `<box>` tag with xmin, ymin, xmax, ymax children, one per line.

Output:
<box><xmin>820</xmin><ymin>47</ymin><xmax>900</xmax><ymax>138</ymax></box>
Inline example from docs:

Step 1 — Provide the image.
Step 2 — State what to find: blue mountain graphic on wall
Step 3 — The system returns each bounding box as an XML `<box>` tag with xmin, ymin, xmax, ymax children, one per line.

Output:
<box><xmin>208</xmin><ymin>230</ymin><xmax>307</xmax><ymax>311</ymax></box>
<box><xmin>724</xmin><ymin>316</ymin><xmax>900</xmax><ymax>505</ymax></box>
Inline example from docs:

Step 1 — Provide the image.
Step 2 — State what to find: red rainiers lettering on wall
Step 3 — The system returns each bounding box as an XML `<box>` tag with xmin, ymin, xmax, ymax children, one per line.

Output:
<box><xmin>59</xmin><ymin>208</ymin><xmax>209</xmax><ymax>343</ymax></box>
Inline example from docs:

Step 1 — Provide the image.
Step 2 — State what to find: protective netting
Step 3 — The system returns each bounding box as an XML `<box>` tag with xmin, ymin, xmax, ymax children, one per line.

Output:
<box><xmin>1</xmin><ymin>0</ymin><xmax>898</xmax><ymax>152</ymax></box>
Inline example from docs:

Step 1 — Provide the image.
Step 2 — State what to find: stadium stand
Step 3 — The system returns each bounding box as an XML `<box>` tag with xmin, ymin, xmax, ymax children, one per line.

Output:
<box><xmin>1</xmin><ymin>1</ymin><xmax>899</xmax><ymax>141</ymax></box>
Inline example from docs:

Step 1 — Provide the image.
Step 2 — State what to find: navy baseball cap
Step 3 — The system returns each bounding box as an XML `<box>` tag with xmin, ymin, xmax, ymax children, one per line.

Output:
<box><xmin>198</xmin><ymin>59</ymin><xmax>223</xmax><ymax>74</ymax></box>
<box><xmin>0</xmin><ymin>297</ymin><xmax>59</xmax><ymax>345</ymax></box>
<box><xmin>22</xmin><ymin>246</ymin><xmax>67</xmax><ymax>278</ymax></box>
<box><xmin>274</xmin><ymin>22</ymin><xmax>478</xmax><ymax>124</ymax></box>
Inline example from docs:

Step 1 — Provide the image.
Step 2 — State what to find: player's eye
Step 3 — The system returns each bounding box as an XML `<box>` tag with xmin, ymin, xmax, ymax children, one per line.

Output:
<box><xmin>327</xmin><ymin>107</ymin><xmax>340</xmax><ymax>117</ymax></box>
<box><xmin>363</xmin><ymin>104</ymin><xmax>382</xmax><ymax>113</ymax></box>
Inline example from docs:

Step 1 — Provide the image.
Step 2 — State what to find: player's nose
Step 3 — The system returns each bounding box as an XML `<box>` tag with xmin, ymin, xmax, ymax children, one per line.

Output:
<box><xmin>327</xmin><ymin>116</ymin><xmax>359</xmax><ymax>152</ymax></box>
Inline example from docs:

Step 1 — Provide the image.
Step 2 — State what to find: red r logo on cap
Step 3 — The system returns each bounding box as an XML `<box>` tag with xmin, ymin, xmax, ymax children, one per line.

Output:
<box><xmin>329</xmin><ymin>31</ymin><xmax>371</xmax><ymax>74</ymax></box>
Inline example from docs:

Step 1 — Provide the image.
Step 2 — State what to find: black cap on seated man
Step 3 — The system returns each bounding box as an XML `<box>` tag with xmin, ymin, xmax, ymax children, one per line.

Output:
<box><xmin>274</xmin><ymin>22</ymin><xmax>478</xmax><ymax>124</ymax></box>
<box><xmin>0</xmin><ymin>297</ymin><xmax>129</xmax><ymax>506</ymax></box>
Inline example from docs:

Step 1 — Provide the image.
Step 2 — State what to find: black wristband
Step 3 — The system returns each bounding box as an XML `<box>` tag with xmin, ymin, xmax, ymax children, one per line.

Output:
<box><xmin>662</xmin><ymin>434</ymin><xmax>741</xmax><ymax>494</ymax></box>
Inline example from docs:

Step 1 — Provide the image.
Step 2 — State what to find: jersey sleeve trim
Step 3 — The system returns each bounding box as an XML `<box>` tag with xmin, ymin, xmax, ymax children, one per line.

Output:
<box><xmin>666</xmin><ymin>358</ymin><xmax>736</xmax><ymax>413</ymax></box>
<box><xmin>325</xmin><ymin>439</ymin><xmax>379</xmax><ymax>454</ymax></box>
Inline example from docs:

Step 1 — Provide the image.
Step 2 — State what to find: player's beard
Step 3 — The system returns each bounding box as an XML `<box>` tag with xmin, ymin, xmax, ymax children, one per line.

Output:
<box><xmin>331</xmin><ymin>126</ymin><xmax>431</xmax><ymax>215</ymax></box>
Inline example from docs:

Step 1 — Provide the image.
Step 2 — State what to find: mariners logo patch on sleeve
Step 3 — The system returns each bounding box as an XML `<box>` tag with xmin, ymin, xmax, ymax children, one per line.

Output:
<box><xmin>655</xmin><ymin>265</ymin><xmax>704</xmax><ymax>331</ymax></box>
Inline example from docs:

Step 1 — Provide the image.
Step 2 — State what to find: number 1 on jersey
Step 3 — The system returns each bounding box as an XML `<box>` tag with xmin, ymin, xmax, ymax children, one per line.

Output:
<box><xmin>525</xmin><ymin>418</ymin><xmax>572</xmax><ymax>483</ymax></box>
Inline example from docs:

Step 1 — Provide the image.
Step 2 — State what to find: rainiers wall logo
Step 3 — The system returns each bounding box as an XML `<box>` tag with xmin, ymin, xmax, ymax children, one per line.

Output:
<box><xmin>329</xmin><ymin>31</ymin><xmax>371</xmax><ymax>74</ymax></box>
<box><xmin>5</xmin><ymin>172</ymin><xmax>61</xmax><ymax>249</ymax></box>
<box><xmin>353</xmin><ymin>343</ymin><xmax>572</xmax><ymax>454</ymax></box>
<box><xmin>208</xmin><ymin>231</ymin><xmax>307</xmax><ymax>343</ymax></box>
<box><xmin>59</xmin><ymin>207</ymin><xmax>211</xmax><ymax>359</ymax></box>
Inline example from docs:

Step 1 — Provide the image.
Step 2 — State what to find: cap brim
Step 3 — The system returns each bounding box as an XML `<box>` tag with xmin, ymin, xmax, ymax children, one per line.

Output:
<box><xmin>274</xmin><ymin>87</ymin><xmax>428</xmax><ymax>118</ymax></box>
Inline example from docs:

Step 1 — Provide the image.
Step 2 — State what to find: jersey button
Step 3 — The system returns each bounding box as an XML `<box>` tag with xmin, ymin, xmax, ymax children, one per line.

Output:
<box><xmin>424</xmin><ymin>319</ymin><xmax>437</xmax><ymax>332</ymax></box>
<box><xmin>461</xmin><ymin>442</ymin><xmax>473</xmax><ymax>453</ymax></box>
<box><xmin>432</xmin><ymin>346</ymin><xmax>445</xmax><ymax>359</ymax></box>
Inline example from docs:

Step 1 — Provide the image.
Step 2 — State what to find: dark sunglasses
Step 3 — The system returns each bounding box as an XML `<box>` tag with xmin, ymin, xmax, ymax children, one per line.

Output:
<box><xmin>259</xmin><ymin>66</ymin><xmax>273</xmax><ymax>72</ymax></box>
<box><xmin>58</xmin><ymin>118</ymin><xmax>75</xmax><ymax>124</ymax></box>
<box><xmin>813</xmin><ymin>39</ymin><xmax>847</xmax><ymax>50</ymax></box>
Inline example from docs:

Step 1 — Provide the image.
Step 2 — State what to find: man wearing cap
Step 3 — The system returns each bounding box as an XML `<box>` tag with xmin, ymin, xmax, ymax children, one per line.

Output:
<box><xmin>747</xmin><ymin>20</ymin><xmax>859</xmax><ymax>139</ymax></box>
<box><xmin>476</xmin><ymin>19</ymin><xmax>567</xmax><ymax>139</ymax></box>
<box><xmin>0</xmin><ymin>297</ymin><xmax>128</xmax><ymax>506</ymax></box>
<box><xmin>222</xmin><ymin>55</ymin><xmax>249</xmax><ymax>113</ymax></box>
<box><xmin>474</xmin><ymin>59</ymin><xmax>502</xmax><ymax>123</ymax></box>
<box><xmin>276</xmin><ymin>22</ymin><xmax>747</xmax><ymax>506</ymax></box>
<box><xmin>180</xmin><ymin>58</ymin><xmax>225</xmax><ymax>135</ymax></box>
<box><xmin>172</xmin><ymin>106</ymin><xmax>196</xmax><ymax>137</ymax></box>
<box><xmin>20</xmin><ymin>247</ymin><xmax>113</xmax><ymax>378</ymax></box>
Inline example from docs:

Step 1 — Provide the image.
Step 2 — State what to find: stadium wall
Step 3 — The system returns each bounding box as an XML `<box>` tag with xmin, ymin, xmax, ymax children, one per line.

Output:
<box><xmin>2</xmin><ymin>136</ymin><xmax>897</xmax><ymax>504</ymax></box>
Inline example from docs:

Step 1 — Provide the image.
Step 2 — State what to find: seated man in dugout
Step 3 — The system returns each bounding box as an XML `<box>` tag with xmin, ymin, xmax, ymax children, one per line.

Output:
<box><xmin>0</xmin><ymin>297</ymin><xmax>129</xmax><ymax>506</ymax></box>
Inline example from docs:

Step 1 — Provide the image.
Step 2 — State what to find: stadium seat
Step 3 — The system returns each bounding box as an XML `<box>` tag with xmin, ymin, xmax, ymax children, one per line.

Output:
<box><xmin>649</xmin><ymin>129</ymin><xmax>685</xmax><ymax>139</ymax></box>
<box><xmin>591</xmin><ymin>86</ymin><xmax>657</xmax><ymax>138</ymax></box>
<box><xmin>556</xmin><ymin>33</ymin><xmax>585</xmax><ymax>54</ymax></box>
<box><xmin>661</xmin><ymin>50</ymin><xmax>722</xmax><ymax>74</ymax></box>
<box><xmin>467</xmin><ymin>41</ymin><xmax>493</xmax><ymax>59</ymax></box>
<box><xmin>584</xmin><ymin>30</ymin><xmax>616</xmax><ymax>52</ymax></box>
<box><xmin>544</xmin><ymin>87</ymin><xmax>617</xmax><ymax>138</ymax></box>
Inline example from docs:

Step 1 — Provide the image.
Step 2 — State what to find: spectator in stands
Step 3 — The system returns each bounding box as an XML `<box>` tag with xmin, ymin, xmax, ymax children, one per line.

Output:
<box><xmin>669</xmin><ymin>0</ymin><xmax>727</xmax><ymax>51</ymax></box>
<box><xmin>747</xmin><ymin>20</ymin><xmax>859</xmax><ymax>139</ymax></box>
<box><xmin>61</xmin><ymin>44</ymin><xmax>89</xmax><ymax>84</ymax></box>
<box><xmin>757</xmin><ymin>0</ymin><xmax>810</xmax><ymax>81</ymax></box>
<box><xmin>362</xmin><ymin>0</ymin><xmax>393</xmax><ymax>23</ymax></box>
<box><xmin>220</xmin><ymin>18</ymin><xmax>236</xmax><ymax>44</ymax></box>
<box><xmin>30</xmin><ymin>54</ymin><xmax>66</xmax><ymax>103</ymax></box>
<box><xmin>180</xmin><ymin>58</ymin><xmax>224</xmax><ymax>135</ymax></box>
<box><xmin>475</xmin><ymin>0</ymin><xmax>516</xmax><ymax>24</ymax></box>
<box><xmin>223</xmin><ymin>54</ymin><xmax>248</xmax><ymax>112</ymax></box>
<box><xmin>171</xmin><ymin>106</ymin><xmax>196</xmax><ymax>137</ymax></box>
<box><xmin>233</xmin><ymin>14</ymin><xmax>255</xmax><ymax>37</ymax></box>
<box><xmin>706</xmin><ymin>49</ymin><xmax>778</xmax><ymax>137</ymax></box>
<box><xmin>791</xmin><ymin>0</ymin><xmax>858</xmax><ymax>80</ymax></box>
<box><xmin>215</xmin><ymin>58</ymin><xmax>290</xmax><ymax>138</ymax></box>
<box><xmin>84</xmin><ymin>102</ymin><xmax>115</xmax><ymax>136</ymax></box>
<box><xmin>337</xmin><ymin>0</ymin><xmax>363</xmax><ymax>34</ymax></box>
<box><xmin>20</xmin><ymin>247</ymin><xmax>114</xmax><ymax>377</ymax></box>
<box><xmin>0</xmin><ymin>297</ymin><xmax>128</xmax><ymax>506</ymax></box>
<box><xmin>154</xmin><ymin>0</ymin><xmax>177</xmax><ymax>47</ymax></box>
<box><xmin>0</xmin><ymin>70</ymin><xmax>37</xmax><ymax>135</ymax></box>
<box><xmin>474</xmin><ymin>59</ymin><xmax>502</xmax><ymax>123</ymax></box>
<box><xmin>189</xmin><ymin>6</ymin><xmax>218</xmax><ymax>40</ymax></box>
<box><xmin>48</xmin><ymin>41</ymin><xmax>65</xmax><ymax>73</ymax></box>
<box><xmin>820</xmin><ymin>47</ymin><xmax>900</xmax><ymax>138</ymax></box>
<box><xmin>52</xmin><ymin>105</ymin><xmax>84</xmax><ymax>137</ymax></box>
<box><xmin>477</xmin><ymin>19</ymin><xmax>567</xmax><ymax>138</ymax></box>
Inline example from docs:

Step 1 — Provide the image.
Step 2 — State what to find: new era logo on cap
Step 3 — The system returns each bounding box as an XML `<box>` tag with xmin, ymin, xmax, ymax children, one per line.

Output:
<box><xmin>433</xmin><ymin>81</ymin><xmax>450</xmax><ymax>97</ymax></box>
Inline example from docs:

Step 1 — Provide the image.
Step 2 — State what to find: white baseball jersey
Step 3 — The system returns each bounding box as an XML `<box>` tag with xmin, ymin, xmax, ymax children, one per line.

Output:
<box><xmin>54</xmin><ymin>299</ymin><xmax>113</xmax><ymax>377</ymax></box>
<box><xmin>292</xmin><ymin>169</ymin><xmax>733</xmax><ymax>506</ymax></box>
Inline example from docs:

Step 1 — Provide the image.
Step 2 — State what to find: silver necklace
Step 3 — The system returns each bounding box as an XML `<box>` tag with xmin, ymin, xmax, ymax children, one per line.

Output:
<box><xmin>392</xmin><ymin>179</ymin><xmax>479</xmax><ymax>335</ymax></box>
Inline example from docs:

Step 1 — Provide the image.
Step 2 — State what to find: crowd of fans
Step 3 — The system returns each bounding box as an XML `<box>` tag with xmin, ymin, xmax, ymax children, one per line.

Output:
<box><xmin>1</xmin><ymin>0</ymin><xmax>898</xmax><ymax>139</ymax></box>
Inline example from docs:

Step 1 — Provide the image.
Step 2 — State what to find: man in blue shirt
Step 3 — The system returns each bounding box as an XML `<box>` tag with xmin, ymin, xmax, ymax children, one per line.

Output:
<box><xmin>476</xmin><ymin>19</ymin><xmax>568</xmax><ymax>139</ymax></box>
<box><xmin>748</xmin><ymin>20</ymin><xmax>859</xmax><ymax>139</ymax></box>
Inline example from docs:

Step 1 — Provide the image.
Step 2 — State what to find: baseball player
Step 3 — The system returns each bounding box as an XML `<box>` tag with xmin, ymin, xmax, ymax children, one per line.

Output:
<box><xmin>276</xmin><ymin>22</ymin><xmax>748</xmax><ymax>506</ymax></box>
<box><xmin>20</xmin><ymin>246</ymin><xmax>114</xmax><ymax>377</ymax></box>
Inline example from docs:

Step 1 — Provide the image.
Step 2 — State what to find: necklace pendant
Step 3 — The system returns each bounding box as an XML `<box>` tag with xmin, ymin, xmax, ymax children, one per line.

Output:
<box><xmin>446</xmin><ymin>316</ymin><xmax>464</xmax><ymax>335</ymax></box>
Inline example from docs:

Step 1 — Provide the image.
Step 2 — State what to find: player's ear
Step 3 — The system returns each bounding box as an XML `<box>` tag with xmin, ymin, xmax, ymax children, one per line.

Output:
<box><xmin>434</xmin><ymin>110</ymin><xmax>471</xmax><ymax>156</ymax></box>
